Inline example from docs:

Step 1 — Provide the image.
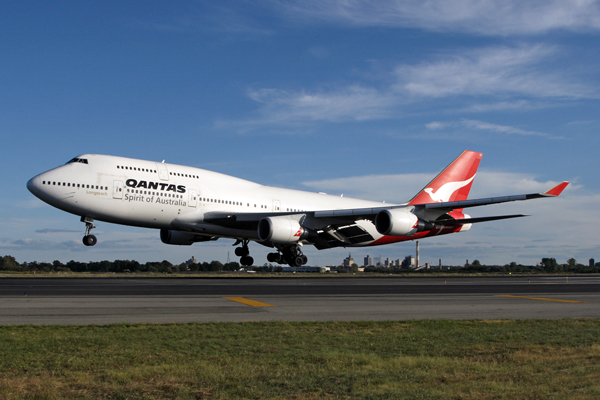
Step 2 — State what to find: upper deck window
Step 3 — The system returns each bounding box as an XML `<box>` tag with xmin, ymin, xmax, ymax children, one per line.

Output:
<box><xmin>67</xmin><ymin>157</ymin><xmax>88</xmax><ymax>164</ymax></box>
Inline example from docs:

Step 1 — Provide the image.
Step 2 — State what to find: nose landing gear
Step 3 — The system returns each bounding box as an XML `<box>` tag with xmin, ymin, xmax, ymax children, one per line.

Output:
<box><xmin>81</xmin><ymin>216</ymin><xmax>97</xmax><ymax>246</ymax></box>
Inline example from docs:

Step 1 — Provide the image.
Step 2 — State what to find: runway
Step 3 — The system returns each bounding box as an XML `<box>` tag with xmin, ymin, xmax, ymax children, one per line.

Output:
<box><xmin>1</xmin><ymin>276</ymin><xmax>599</xmax><ymax>325</ymax></box>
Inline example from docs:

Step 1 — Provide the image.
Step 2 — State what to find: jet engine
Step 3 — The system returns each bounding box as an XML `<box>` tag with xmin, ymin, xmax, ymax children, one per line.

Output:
<box><xmin>257</xmin><ymin>217</ymin><xmax>308</xmax><ymax>244</ymax></box>
<box><xmin>160</xmin><ymin>229</ymin><xmax>212</xmax><ymax>245</ymax></box>
<box><xmin>375</xmin><ymin>209</ymin><xmax>420</xmax><ymax>236</ymax></box>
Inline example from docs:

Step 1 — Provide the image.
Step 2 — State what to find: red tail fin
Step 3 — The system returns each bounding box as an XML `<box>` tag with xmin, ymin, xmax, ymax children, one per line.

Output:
<box><xmin>408</xmin><ymin>150</ymin><xmax>482</xmax><ymax>205</ymax></box>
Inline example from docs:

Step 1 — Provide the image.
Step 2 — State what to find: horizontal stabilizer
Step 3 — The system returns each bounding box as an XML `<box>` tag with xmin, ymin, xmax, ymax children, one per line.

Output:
<box><xmin>436</xmin><ymin>214</ymin><xmax>528</xmax><ymax>226</ymax></box>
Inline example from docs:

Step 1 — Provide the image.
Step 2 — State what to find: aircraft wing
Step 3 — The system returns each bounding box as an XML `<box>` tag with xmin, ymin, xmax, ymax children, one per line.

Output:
<box><xmin>418</xmin><ymin>181</ymin><xmax>569</xmax><ymax>211</ymax></box>
<box><xmin>176</xmin><ymin>181</ymin><xmax>568</xmax><ymax>248</ymax></box>
<box><xmin>313</xmin><ymin>181</ymin><xmax>569</xmax><ymax>221</ymax></box>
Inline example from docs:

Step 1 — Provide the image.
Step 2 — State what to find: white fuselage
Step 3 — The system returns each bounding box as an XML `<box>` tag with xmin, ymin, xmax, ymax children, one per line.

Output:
<box><xmin>27</xmin><ymin>154</ymin><xmax>390</xmax><ymax>244</ymax></box>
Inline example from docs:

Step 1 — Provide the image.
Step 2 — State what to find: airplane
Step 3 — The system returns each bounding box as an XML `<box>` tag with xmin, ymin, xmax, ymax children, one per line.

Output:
<box><xmin>27</xmin><ymin>150</ymin><xmax>568</xmax><ymax>267</ymax></box>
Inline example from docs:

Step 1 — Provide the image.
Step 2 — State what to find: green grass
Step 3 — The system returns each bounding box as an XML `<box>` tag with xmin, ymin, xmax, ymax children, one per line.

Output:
<box><xmin>1</xmin><ymin>320</ymin><xmax>599</xmax><ymax>399</ymax></box>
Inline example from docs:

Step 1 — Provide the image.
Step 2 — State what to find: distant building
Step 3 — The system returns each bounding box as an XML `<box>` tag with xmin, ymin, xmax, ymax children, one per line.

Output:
<box><xmin>184</xmin><ymin>256</ymin><xmax>198</xmax><ymax>266</ymax></box>
<box><xmin>364</xmin><ymin>255</ymin><xmax>372</xmax><ymax>267</ymax></box>
<box><xmin>590</xmin><ymin>258</ymin><xmax>595</xmax><ymax>267</ymax></box>
<box><xmin>402</xmin><ymin>256</ymin><xmax>416</xmax><ymax>269</ymax></box>
<box><xmin>343</xmin><ymin>253</ymin><xmax>354</xmax><ymax>267</ymax></box>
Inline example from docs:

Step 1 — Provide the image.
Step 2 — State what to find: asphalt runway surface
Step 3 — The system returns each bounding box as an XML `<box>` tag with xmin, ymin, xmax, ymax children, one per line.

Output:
<box><xmin>1</xmin><ymin>276</ymin><xmax>599</xmax><ymax>325</ymax></box>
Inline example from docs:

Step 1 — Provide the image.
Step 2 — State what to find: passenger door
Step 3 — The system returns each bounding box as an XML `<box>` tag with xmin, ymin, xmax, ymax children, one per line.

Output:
<box><xmin>156</xmin><ymin>163</ymin><xmax>169</xmax><ymax>181</ymax></box>
<box><xmin>113</xmin><ymin>181</ymin><xmax>123</xmax><ymax>199</ymax></box>
<box><xmin>188</xmin><ymin>189</ymin><xmax>198</xmax><ymax>208</ymax></box>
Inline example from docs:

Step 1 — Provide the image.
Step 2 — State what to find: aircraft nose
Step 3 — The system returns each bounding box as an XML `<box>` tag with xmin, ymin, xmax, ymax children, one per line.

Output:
<box><xmin>27</xmin><ymin>175</ymin><xmax>41</xmax><ymax>197</ymax></box>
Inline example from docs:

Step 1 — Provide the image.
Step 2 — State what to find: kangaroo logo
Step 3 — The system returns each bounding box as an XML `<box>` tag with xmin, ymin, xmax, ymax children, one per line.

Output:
<box><xmin>424</xmin><ymin>175</ymin><xmax>475</xmax><ymax>203</ymax></box>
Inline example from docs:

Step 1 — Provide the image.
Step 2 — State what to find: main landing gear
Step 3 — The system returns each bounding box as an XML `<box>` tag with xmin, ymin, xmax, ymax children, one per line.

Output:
<box><xmin>234</xmin><ymin>239</ymin><xmax>254</xmax><ymax>267</ymax></box>
<box><xmin>81</xmin><ymin>216</ymin><xmax>97</xmax><ymax>246</ymax></box>
<box><xmin>234</xmin><ymin>241</ymin><xmax>308</xmax><ymax>267</ymax></box>
<box><xmin>267</xmin><ymin>245</ymin><xmax>308</xmax><ymax>267</ymax></box>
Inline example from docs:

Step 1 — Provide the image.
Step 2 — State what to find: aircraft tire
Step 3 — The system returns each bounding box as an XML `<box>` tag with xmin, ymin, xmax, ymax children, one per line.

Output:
<box><xmin>267</xmin><ymin>252</ymin><xmax>281</xmax><ymax>263</ymax></box>
<box><xmin>83</xmin><ymin>235</ymin><xmax>97</xmax><ymax>246</ymax></box>
<box><xmin>241</xmin><ymin>256</ymin><xmax>254</xmax><ymax>266</ymax></box>
<box><xmin>235</xmin><ymin>247</ymin><xmax>248</xmax><ymax>257</ymax></box>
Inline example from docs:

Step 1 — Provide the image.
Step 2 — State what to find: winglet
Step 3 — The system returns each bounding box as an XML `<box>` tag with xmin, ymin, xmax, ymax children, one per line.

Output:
<box><xmin>543</xmin><ymin>181</ymin><xmax>569</xmax><ymax>197</ymax></box>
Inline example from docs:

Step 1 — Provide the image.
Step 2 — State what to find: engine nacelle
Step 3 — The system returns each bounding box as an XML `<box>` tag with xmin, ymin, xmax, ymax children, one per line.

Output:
<box><xmin>375</xmin><ymin>209</ymin><xmax>419</xmax><ymax>236</ymax></box>
<box><xmin>257</xmin><ymin>217</ymin><xmax>308</xmax><ymax>244</ymax></box>
<box><xmin>160</xmin><ymin>229</ymin><xmax>209</xmax><ymax>246</ymax></box>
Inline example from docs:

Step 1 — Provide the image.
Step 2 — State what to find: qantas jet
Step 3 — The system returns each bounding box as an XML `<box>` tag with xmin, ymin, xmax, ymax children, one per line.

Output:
<box><xmin>27</xmin><ymin>150</ymin><xmax>568</xmax><ymax>267</ymax></box>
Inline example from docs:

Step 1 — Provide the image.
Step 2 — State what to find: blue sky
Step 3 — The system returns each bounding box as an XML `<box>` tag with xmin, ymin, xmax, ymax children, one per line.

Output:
<box><xmin>2</xmin><ymin>1</ymin><xmax>600</xmax><ymax>267</ymax></box>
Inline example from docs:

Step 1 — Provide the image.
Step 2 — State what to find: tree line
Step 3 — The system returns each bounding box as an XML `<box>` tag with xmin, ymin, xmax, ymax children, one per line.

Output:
<box><xmin>0</xmin><ymin>255</ymin><xmax>240</xmax><ymax>273</ymax></box>
<box><xmin>364</xmin><ymin>258</ymin><xmax>600</xmax><ymax>274</ymax></box>
<box><xmin>1</xmin><ymin>255</ymin><xmax>598</xmax><ymax>274</ymax></box>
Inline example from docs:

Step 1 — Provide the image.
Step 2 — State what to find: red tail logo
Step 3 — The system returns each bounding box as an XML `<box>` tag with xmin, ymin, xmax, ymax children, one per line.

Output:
<box><xmin>409</xmin><ymin>150</ymin><xmax>482</xmax><ymax>205</ymax></box>
<box><xmin>424</xmin><ymin>175</ymin><xmax>475</xmax><ymax>203</ymax></box>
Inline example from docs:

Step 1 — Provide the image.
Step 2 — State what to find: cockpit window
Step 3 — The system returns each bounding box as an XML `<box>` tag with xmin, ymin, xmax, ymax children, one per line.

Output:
<box><xmin>67</xmin><ymin>157</ymin><xmax>88</xmax><ymax>164</ymax></box>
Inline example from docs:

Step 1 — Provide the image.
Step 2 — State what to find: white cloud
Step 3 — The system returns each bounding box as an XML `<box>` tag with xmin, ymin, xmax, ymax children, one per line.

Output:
<box><xmin>457</xmin><ymin>100</ymin><xmax>559</xmax><ymax>113</ymax></box>
<box><xmin>246</xmin><ymin>86</ymin><xmax>398</xmax><ymax>123</ymax></box>
<box><xmin>425</xmin><ymin>119</ymin><xmax>563</xmax><ymax>139</ymax></box>
<box><xmin>226</xmin><ymin>44</ymin><xmax>595</xmax><ymax>129</ymax></box>
<box><xmin>276</xmin><ymin>0</ymin><xmax>600</xmax><ymax>35</ymax></box>
<box><xmin>394</xmin><ymin>45</ymin><xmax>594</xmax><ymax>99</ymax></box>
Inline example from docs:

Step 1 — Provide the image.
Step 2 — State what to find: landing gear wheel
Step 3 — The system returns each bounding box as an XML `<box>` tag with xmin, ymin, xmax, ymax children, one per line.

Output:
<box><xmin>235</xmin><ymin>239</ymin><xmax>253</xmax><ymax>266</ymax></box>
<box><xmin>80</xmin><ymin>216</ymin><xmax>97</xmax><ymax>247</ymax></box>
<box><xmin>240</xmin><ymin>256</ymin><xmax>254</xmax><ymax>266</ymax></box>
<box><xmin>281</xmin><ymin>245</ymin><xmax>308</xmax><ymax>267</ymax></box>
<box><xmin>82</xmin><ymin>235</ymin><xmax>97</xmax><ymax>247</ymax></box>
<box><xmin>235</xmin><ymin>246</ymin><xmax>249</xmax><ymax>257</ymax></box>
<box><xmin>267</xmin><ymin>252</ymin><xmax>281</xmax><ymax>263</ymax></box>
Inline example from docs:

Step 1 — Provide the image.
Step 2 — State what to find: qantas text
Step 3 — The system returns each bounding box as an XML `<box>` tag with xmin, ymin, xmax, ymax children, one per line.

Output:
<box><xmin>125</xmin><ymin>179</ymin><xmax>186</xmax><ymax>193</ymax></box>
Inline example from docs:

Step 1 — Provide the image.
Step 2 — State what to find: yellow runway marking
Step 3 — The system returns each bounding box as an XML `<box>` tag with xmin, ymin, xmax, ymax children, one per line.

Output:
<box><xmin>223</xmin><ymin>297</ymin><xmax>275</xmax><ymax>307</ymax></box>
<box><xmin>496</xmin><ymin>295</ymin><xmax>586</xmax><ymax>303</ymax></box>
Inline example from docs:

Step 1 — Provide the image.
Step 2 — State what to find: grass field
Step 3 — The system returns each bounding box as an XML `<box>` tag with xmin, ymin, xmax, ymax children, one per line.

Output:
<box><xmin>1</xmin><ymin>319</ymin><xmax>599</xmax><ymax>399</ymax></box>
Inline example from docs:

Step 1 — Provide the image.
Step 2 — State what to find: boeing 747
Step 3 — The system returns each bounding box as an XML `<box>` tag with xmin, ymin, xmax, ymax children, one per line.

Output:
<box><xmin>27</xmin><ymin>150</ymin><xmax>568</xmax><ymax>266</ymax></box>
